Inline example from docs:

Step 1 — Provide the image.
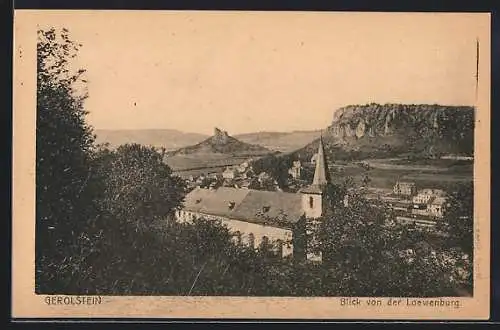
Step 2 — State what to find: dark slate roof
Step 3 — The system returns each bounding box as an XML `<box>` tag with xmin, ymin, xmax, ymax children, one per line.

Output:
<box><xmin>182</xmin><ymin>187</ymin><xmax>304</xmax><ymax>228</ymax></box>
<box><xmin>231</xmin><ymin>190</ymin><xmax>304</xmax><ymax>227</ymax></box>
<box><xmin>396</xmin><ymin>181</ymin><xmax>416</xmax><ymax>187</ymax></box>
<box><xmin>182</xmin><ymin>187</ymin><xmax>250</xmax><ymax>218</ymax></box>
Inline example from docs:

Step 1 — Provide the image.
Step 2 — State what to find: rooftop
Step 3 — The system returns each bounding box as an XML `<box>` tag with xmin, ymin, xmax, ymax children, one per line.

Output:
<box><xmin>396</xmin><ymin>181</ymin><xmax>416</xmax><ymax>186</ymax></box>
<box><xmin>182</xmin><ymin>187</ymin><xmax>304</xmax><ymax>228</ymax></box>
<box><xmin>430</xmin><ymin>196</ymin><xmax>447</xmax><ymax>205</ymax></box>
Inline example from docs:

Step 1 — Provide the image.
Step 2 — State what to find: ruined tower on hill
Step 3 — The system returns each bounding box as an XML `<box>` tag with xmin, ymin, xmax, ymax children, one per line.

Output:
<box><xmin>213</xmin><ymin>127</ymin><xmax>229</xmax><ymax>144</ymax></box>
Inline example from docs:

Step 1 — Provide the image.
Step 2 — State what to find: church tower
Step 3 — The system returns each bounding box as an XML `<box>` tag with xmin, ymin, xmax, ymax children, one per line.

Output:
<box><xmin>300</xmin><ymin>135</ymin><xmax>330</xmax><ymax>219</ymax></box>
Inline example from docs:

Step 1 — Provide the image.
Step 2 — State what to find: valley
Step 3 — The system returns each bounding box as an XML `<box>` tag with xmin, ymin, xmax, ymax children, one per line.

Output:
<box><xmin>95</xmin><ymin>103</ymin><xmax>474</xmax><ymax>191</ymax></box>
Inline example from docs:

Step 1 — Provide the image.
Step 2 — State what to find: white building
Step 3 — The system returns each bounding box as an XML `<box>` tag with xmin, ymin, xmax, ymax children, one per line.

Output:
<box><xmin>222</xmin><ymin>166</ymin><xmax>238</xmax><ymax>180</ymax></box>
<box><xmin>428</xmin><ymin>196</ymin><xmax>447</xmax><ymax>218</ymax></box>
<box><xmin>412</xmin><ymin>189</ymin><xmax>446</xmax><ymax>204</ymax></box>
<box><xmin>288</xmin><ymin>160</ymin><xmax>302</xmax><ymax>179</ymax></box>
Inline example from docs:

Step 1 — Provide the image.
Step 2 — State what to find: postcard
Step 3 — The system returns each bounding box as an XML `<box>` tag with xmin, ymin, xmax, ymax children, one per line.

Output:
<box><xmin>12</xmin><ymin>10</ymin><xmax>491</xmax><ymax>319</ymax></box>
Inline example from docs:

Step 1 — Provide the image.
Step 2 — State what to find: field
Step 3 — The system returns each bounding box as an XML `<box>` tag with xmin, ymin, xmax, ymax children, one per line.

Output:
<box><xmin>164</xmin><ymin>153</ymin><xmax>261</xmax><ymax>178</ymax></box>
<box><xmin>329</xmin><ymin>158</ymin><xmax>473</xmax><ymax>191</ymax></box>
<box><xmin>165</xmin><ymin>151</ymin><xmax>473</xmax><ymax>191</ymax></box>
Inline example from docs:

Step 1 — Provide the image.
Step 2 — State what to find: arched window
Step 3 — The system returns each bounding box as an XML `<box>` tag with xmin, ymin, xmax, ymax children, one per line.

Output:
<box><xmin>275</xmin><ymin>239</ymin><xmax>284</xmax><ymax>257</ymax></box>
<box><xmin>260</xmin><ymin>236</ymin><xmax>270</xmax><ymax>249</ymax></box>
<box><xmin>233</xmin><ymin>231</ymin><xmax>242</xmax><ymax>245</ymax></box>
<box><xmin>309</xmin><ymin>196</ymin><xmax>314</xmax><ymax>208</ymax></box>
<box><xmin>248</xmin><ymin>233</ymin><xmax>255</xmax><ymax>249</ymax></box>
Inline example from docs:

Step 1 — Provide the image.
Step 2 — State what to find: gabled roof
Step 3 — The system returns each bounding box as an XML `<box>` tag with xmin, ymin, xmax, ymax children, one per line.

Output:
<box><xmin>396</xmin><ymin>181</ymin><xmax>416</xmax><ymax>187</ymax></box>
<box><xmin>420</xmin><ymin>188</ymin><xmax>446</xmax><ymax>196</ymax></box>
<box><xmin>231</xmin><ymin>190</ymin><xmax>304</xmax><ymax>227</ymax></box>
<box><xmin>182</xmin><ymin>187</ymin><xmax>250</xmax><ymax>217</ymax></box>
<box><xmin>430</xmin><ymin>197</ymin><xmax>447</xmax><ymax>206</ymax></box>
<box><xmin>182</xmin><ymin>187</ymin><xmax>304</xmax><ymax>228</ymax></box>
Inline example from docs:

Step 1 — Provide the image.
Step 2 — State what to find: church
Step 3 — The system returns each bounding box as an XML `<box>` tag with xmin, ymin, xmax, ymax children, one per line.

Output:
<box><xmin>175</xmin><ymin>137</ymin><xmax>332</xmax><ymax>261</ymax></box>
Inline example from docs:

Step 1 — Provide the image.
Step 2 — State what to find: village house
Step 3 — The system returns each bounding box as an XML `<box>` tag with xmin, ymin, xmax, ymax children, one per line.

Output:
<box><xmin>208</xmin><ymin>172</ymin><xmax>223</xmax><ymax>180</ymax></box>
<box><xmin>392</xmin><ymin>188</ymin><xmax>449</xmax><ymax>227</ymax></box>
<box><xmin>412</xmin><ymin>188</ymin><xmax>446</xmax><ymax>204</ymax></box>
<box><xmin>237</xmin><ymin>160</ymin><xmax>251</xmax><ymax>173</ymax></box>
<box><xmin>222</xmin><ymin>166</ymin><xmax>238</xmax><ymax>180</ymax></box>
<box><xmin>441</xmin><ymin>154</ymin><xmax>474</xmax><ymax>161</ymax></box>
<box><xmin>393</xmin><ymin>181</ymin><xmax>417</xmax><ymax>196</ymax></box>
<box><xmin>257</xmin><ymin>171</ymin><xmax>272</xmax><ymax>184</ymax></box>
<box><xmin>428</xmin><ymin>196</ymin><xmax>447</xmax><ymax>218</ymax></box>
<box><xmin>241</xmin><ymin>167</ymin><xmax>254</xmax><ymax>179</ymax></box>
<box><xmin>195</xmin><ymin>174</ymin><xmax>207</xmax><ymax>185</ymax></box>
<box><xmin>175</xmin><ymin>137</ymin><xmax>333</xmax><ymax>261</ymax></box>
<box><xmin>310</xmin><ymin>153</ymin><xmax>318</xmax><ymax>165</ymax></box>
<box><xmin>288</xmin><ymin>160</ymin><xmax>302</xmax><ymax>179</ymax></box>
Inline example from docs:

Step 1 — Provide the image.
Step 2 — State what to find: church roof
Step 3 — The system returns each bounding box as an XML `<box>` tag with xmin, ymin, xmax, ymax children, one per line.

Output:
<box><xmin>182</xmin><ymin>187</ymin><xmax>304</xmax><ymax>228</ymax></box>
<box><xmin>231</xmin><ymin>190</ymin><xmax>304</xmax><ymax>227</ymax></box>
<box><xmin>182</xmin><ymin>187</ymin><xmax>249</xmax><ymax>216</ymax></box>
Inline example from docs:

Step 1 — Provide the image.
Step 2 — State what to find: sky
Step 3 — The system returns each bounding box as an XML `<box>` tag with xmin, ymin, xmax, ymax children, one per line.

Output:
<box><xmin>35</xmin><ymin>11</ymin><xmax>486</xmax><ymax>135</ymax></box>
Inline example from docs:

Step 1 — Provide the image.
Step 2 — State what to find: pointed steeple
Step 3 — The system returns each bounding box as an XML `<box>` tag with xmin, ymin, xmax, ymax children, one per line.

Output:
<box><xmin>299</xmin><ymin>133</ymin><xmax>331</xmax><ymax>219</ymax></box>
<box><xmin>312</xmin><ymin>134</ymin><xmax>330</xmax><ymax>187</ymax></box>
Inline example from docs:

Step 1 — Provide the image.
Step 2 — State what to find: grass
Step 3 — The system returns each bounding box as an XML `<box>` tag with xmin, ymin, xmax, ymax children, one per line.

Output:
<box><xmin>387</xmin><ymin>158</ymin><xmax>473</xmax><ymax>166</ymax></box>
<box><xmin>329</xmin><ymin>160</ymin><xmax>472</xmax><ymax>191</ymax></box>
<box><xmin>164</xmin><ymin>154</ymin><xmax>252</xmax><ymax>172</ymax></box>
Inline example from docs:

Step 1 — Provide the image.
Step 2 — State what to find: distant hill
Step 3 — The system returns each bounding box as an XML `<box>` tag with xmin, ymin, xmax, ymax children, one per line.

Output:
<box><xmin>234</xmin><ymin>130</ymin><xmax>321</xmax><ymax>152</ymax></box>
<box><xmin>292</xmin><ymin>103</ymin><xmax>474</xmax><ymax>161</ymax></box>
<box><xmin>167</xmin><ymin>128</ymin><xmax>273</xmax><ymax>157</ymax></box>
<box><xmin>94</xmin><ymin>129</ymin><xmax>208</xmax><ymax>151</ymax></box>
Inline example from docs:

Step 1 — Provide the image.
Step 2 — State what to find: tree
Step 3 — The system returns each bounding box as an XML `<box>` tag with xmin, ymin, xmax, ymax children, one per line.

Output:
<box><xmin>362</xmin><ymin>175</ymin><xmax>371</xmax><ymax>187</ymax></box>
<box><xmin>444</xmin><ymin>182</ymin><xmax>474</xmax><ymax>254</ymax></box>
<box><xmin>251</xmin><ymin>154</ymin><xmax>292</xmax><ymax>189</ymax></box>
<box><xmin>68</xmin><ymin>144</ymin><xmax>188</xmax><ymax>294</ymax></box>
<box><xmin>307</xmin><ymin>194</ymin><xmax>467</xmax><ymax>297</ymax></box>
<box><xmin>96</xmin><ymin>144</ymin><xmax>186</xmax><ymax>232</ymax></box>
<box><xmin>323</xmin><ymin>183</ymin><xmax>347</xmax><ymax>210</ymax></box>
<box><xmin>36</xmin><ymin>28</ymin><xmax>99</xmax><ymax>293</ymax></box>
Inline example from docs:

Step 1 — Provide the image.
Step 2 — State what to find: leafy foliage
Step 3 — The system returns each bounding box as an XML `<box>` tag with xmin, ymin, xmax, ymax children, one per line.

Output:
<box><xmin>443</xmin><ymin>182</ymin><xmax>474</xmax><ymax>255</ymax></box>
<box><xmin>306</xmin><ymin>194</ymin><xmax>471</xmax><ymax>296</ymax></box>
<box><xmin>36</xmin><ymin>28</ymin><xmax>98</xmax><ymax>293</ymax></box>
<box><xmin>251</xmin><ymin>154</ymin><xmax>293</xmax><ymax>189</ymax></box>
<box><xmin>95</xmin><ymin>144</ymin><xmax>186</xmax><ymax>232</ymax></box>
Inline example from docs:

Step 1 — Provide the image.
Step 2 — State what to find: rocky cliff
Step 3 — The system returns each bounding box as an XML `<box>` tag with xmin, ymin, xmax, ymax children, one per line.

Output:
<box><xmin>294</xmin><ymin>103</ymin><xmax>474</xmax><ymax>160</ymax></box>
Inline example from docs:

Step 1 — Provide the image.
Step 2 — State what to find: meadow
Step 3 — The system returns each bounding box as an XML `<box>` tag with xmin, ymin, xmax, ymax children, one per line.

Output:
<box><xmin>329</xmin><ymin>158</ymin><xmax>473</xmax><ymax>191</ymax></box>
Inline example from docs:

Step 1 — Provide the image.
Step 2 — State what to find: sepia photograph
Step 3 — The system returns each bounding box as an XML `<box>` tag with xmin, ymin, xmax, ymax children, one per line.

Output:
<box><xmin>12</xmin><ymin>10</ymin><xmax>490</xmax><ymax>319</ymax></box>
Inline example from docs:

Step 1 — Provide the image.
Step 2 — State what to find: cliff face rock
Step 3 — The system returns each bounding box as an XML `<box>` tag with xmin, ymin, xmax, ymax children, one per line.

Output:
<box><xmin>295</xmin><ymin>103</ymin><xmax>475</xmax><ymax>160</ymax></box>
<box><xmin>328</xmin><ymin>103</ymin><xmax>473</xmax><ymax>142</ymax></box>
